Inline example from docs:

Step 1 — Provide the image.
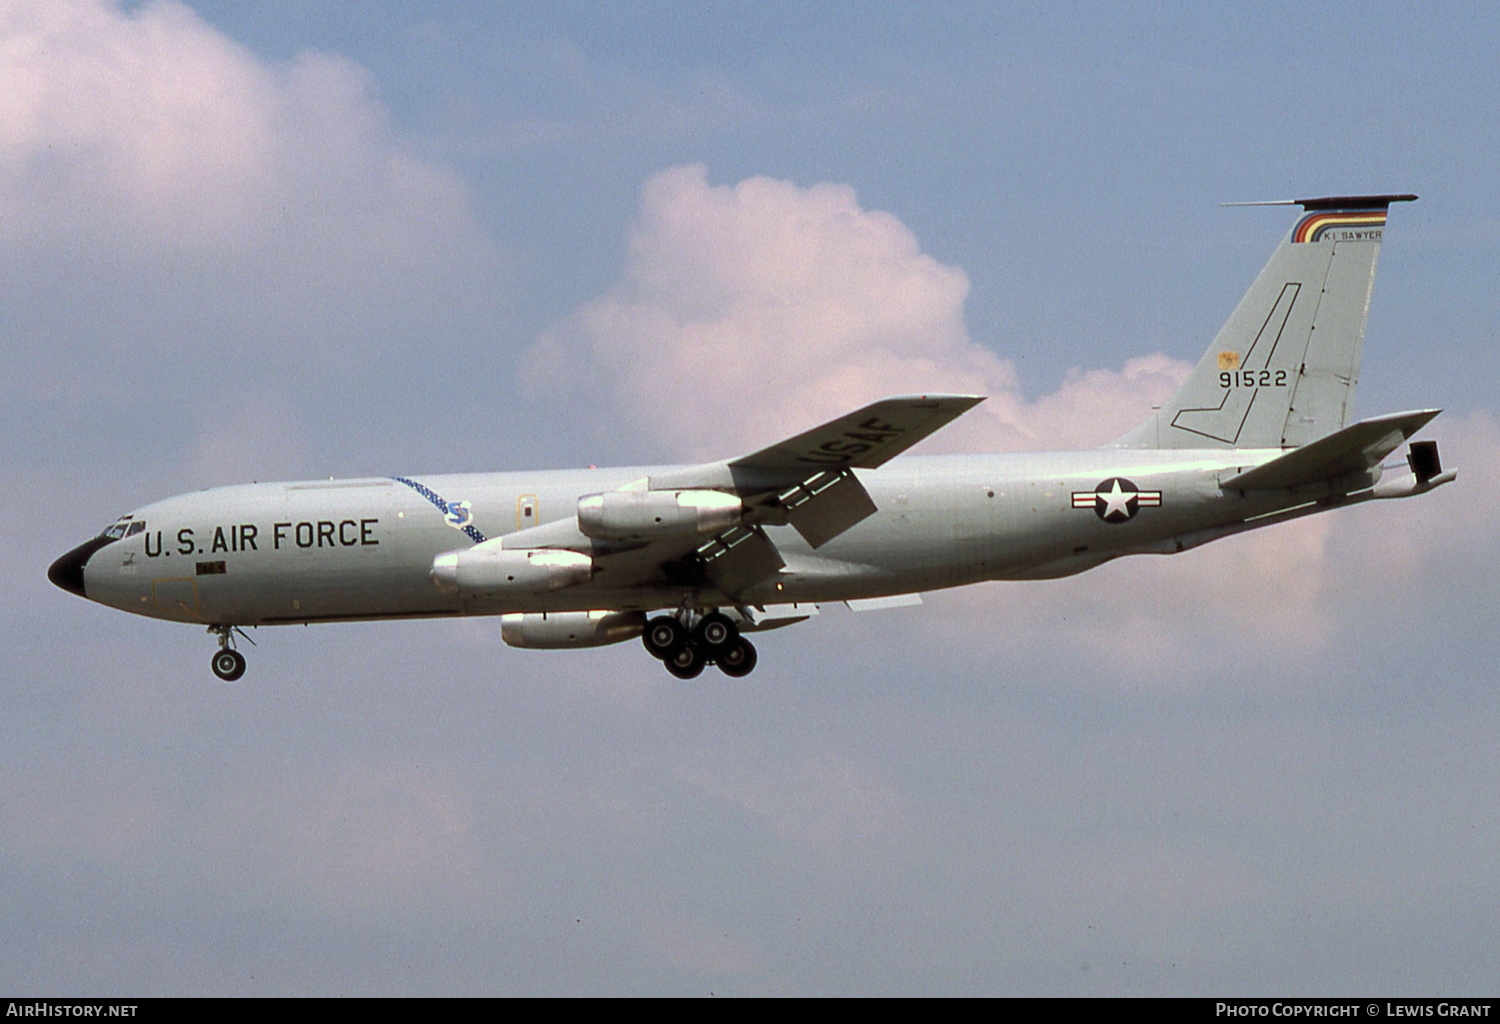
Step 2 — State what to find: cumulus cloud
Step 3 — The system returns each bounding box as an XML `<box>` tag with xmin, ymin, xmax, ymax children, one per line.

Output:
<box><xmin>975</xmin><ymin>410</ymin><xmax>1499</xmax><ymax>684</ymax></box>
<box><xmin>1</xmin><ymin>0</ymin><xmax>504</xmax><ymax>483</ymax></box>
<box><xmin>525</xmin><ymin>164</ymin><xmax>1187</xmax><ymax>462</ymax></box>
<box><xmin>912</xmin><ymin>514</ymin><xmax>1337</xmax><ymax>687</ymax></box>
<box><xmin>525</xmin><ymin>165</ymin><xmax>1491</xmax><ymax>684</ymax></box>
<box><xmin>0</xmin><ymin>0</ymin><xmax>476</xmax><ymax>257</ymax></box>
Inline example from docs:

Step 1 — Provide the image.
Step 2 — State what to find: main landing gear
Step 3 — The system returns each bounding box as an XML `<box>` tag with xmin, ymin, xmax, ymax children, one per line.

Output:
<box><xmin>641</xmin><ymin>610</ymin><xmax>758</xmax><ymax>679</ymax></box>
<box><xmin>208</xmin><ymin>624</ymin><xmax>250</xmax><ymax>682</ymax></box>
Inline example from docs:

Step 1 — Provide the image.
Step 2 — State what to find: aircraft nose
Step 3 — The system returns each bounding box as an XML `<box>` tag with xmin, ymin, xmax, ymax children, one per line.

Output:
<box><xmin>48</xmin><ymin>537</ymin><xmax>111</xmax><ymax>599</ymax></box>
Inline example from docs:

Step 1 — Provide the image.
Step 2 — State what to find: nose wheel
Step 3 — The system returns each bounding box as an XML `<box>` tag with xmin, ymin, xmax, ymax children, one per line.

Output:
<box><xmin>211</xmin><ymin>647</ymin><xmax>246</xmax><ymax>682</ymax></box>
<box><xmin>208</xmin><ymin>624</ymin><xmax>251</xmax><ymax>682</ymax></box>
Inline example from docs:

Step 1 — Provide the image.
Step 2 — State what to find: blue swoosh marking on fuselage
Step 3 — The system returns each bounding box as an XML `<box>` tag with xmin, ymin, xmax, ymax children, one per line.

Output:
<box><xmin>390</xmin><ymin>476</ymin><xmax>487</xmax><ymax>543</ymax></box>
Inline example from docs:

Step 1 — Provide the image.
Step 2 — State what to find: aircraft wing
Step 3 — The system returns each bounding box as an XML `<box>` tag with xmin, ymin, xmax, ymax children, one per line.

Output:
<box><xmin>728</xmin><ymin>394</ymin><xmax>986</xmax><ymax>471</ymax></box>
<box><xmin>503</xmin><ymin>394</ymin><xmax>987</xmax><ymax>601</ymax></box>
<box><xmin>723</xmin><ymin>394</ymin><xmax>985</xmax><ymax>551</ymax></box>
<box><xmin>1219</xmin><ymin>409</ymin><xmax>1441</xmax><ymax>491</ymax></box>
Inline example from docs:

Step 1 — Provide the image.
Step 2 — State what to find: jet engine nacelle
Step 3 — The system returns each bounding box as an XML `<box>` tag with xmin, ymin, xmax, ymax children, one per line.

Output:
<box><xmin>430</xmin><ymin>543</ymin><xmax>593</xmax><ymax>596</ymax></box>
<box><xmin>577</xmin><ymin>489</ymin><xmax>743</xmax><ymax>541</ymax></box>
<box><xmin>500</xmin><ymin>610</ymin><xmax>647</xmax><ymax>649</ymax></box>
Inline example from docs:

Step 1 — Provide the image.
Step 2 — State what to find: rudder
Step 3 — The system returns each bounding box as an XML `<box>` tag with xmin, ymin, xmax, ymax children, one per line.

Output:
<box><xmin>1113</xmin><ymin>194</ymin><xmax>1416</xmax><ymax>450</ymax></box>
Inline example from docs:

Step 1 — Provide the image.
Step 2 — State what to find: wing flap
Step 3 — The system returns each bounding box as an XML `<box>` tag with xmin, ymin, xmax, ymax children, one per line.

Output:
<box><xmin>698</xmin><ymin>525</ymin><xmax>786</xmax><ymax>599</ymax></box>
<box><xmin>776</xmin><ymin>469</ymin><xmax>878</xmax><ymax>548</ymax></box>
<box><xmin>1220</xmin><ymin>409</ymin><xmax>1440</xmax><ymax>491</ymax></box>
<box><xmin>846</xmin><ymin>593</ymin><xmax>924</xmax><ymax>611</ymax></box>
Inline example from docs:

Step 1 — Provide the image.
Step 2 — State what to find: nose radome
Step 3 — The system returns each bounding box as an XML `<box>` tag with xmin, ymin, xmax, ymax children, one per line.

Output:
<box><xmin>47</xmin><ymin>536</ymin><xmax>113</xmax><ymax>599</ymax></box>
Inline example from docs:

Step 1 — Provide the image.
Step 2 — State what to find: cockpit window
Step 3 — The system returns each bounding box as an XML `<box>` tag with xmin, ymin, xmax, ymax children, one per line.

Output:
<box><xmin>125</xmin><ymin>520</ymin><xmax>146</xmax><ymax>537</ymax></box>
<box><xmin>101</xmin><ymin>516</ymin><xmax>133</xmax><ymax>540</ymax></box>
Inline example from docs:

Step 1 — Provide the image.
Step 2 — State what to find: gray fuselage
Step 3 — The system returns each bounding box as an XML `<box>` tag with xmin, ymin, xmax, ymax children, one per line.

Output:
<box><xmin>72</xmin><ymin>447</ymin><xmax>1298</xmax><ymax>628</ymax></box>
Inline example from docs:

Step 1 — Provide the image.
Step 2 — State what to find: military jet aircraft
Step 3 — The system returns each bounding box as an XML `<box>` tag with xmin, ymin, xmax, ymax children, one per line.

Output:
<box><xmin>49</xmin><ymin>194</ymin><xmax>1454</xmax><ymax>681</ymax></box>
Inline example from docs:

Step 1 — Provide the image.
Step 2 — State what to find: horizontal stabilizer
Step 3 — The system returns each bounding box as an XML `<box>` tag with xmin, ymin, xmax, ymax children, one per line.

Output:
<box><xmin>730</xmin><ymin>394</ymin><xmax>984</xmax><ymax>471</ymax></box>
<box><xmin>1220</xmin><ymin>410</ymin><xmax>1440</xmax><ymax>491</ymax></box>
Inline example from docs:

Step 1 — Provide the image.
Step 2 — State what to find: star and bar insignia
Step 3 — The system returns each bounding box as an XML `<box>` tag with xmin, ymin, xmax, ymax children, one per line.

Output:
<box><xmin>1072</xmin><ymin>478</ymin><xmax>1161</xmax><ymax>523</ymax></box>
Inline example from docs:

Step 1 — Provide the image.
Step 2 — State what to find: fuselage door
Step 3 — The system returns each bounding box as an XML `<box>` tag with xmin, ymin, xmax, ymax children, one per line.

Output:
<box><xmin>517</xmin><ymin>493</ymin><xmax>539</xmax><ymax>530</ymax></box>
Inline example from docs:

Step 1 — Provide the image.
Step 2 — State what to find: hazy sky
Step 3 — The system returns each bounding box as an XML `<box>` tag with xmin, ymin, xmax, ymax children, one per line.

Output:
<box><xmin>4</xmin><ymin>0</ymin><xmax>1498</xmax><ymax>995</ymax></box>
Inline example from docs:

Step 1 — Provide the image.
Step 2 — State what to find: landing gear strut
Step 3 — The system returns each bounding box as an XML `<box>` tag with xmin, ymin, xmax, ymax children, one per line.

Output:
<box><xmin>209</xmin><ymin>625</ymin><xmax>249</xmax><ymax>682</ymax></box>
<box><xmin>641</xmin><ymin>610</ymin><xmax>757</xmax><ymax>678</ymax></box>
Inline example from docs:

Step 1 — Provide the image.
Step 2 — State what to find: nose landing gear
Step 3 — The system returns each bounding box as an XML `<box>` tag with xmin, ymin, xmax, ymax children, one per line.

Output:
<box><xmin>642</xmin><ymin>610</ymin><xmax>758</xmax><ymax>678</ymax></box>
<box><xmin>208</xmin><ymin>625</ymin><xmax>250</xmax><ymax>682</ymax></box>
<box><xmin>211</xmin><ymin>647</ymin><xmax>246</xmax><ymax>682</ymax></box>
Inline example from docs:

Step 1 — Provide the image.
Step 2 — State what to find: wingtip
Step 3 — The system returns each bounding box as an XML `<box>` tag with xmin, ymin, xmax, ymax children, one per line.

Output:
<box><xmin>891</xmin><ymin>393</ymin><xmax>986</xmax><ymax>405</ymax></box>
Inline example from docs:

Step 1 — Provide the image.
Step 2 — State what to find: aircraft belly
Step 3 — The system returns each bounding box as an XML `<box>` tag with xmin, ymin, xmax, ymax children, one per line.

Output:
<box><xmin>818</xmin><ymin>462</ymin><xmax>1255</xmax><ymax>588</ymax></box>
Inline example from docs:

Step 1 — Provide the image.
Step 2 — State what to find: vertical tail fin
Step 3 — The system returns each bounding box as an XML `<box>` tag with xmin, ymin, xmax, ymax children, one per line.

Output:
<box><xmin>1113</xmin><ymin>194</ymin><xmax>1416</xmax><ymax>450</ymax></box>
